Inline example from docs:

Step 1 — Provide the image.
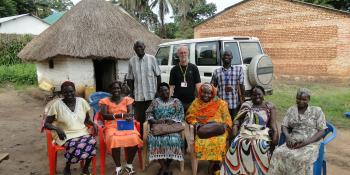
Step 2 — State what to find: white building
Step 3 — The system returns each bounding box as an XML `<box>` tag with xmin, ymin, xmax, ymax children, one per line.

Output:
<box><xmin>0</xmin><ymin>14</ymin><xmax>49</xmax><ymax>35</ymax></box>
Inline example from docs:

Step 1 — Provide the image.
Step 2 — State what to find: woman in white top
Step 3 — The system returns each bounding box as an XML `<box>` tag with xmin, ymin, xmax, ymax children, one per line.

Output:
<box><xmin>45</xmin><ymin>81</ymin><xmax>98</xmax><ymax>175</ymax></box>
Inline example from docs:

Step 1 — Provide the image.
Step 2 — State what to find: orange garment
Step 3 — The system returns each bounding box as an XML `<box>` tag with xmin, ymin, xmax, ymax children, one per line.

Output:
<box><xmin>99</xmin><ymin>97</ymin><xmax>143</xmax><ymax>153</ymax></box>
<box><xmin>186</xmin><ymin>83</ymin><xmax>232</xmax><ymax>161</ymax></box>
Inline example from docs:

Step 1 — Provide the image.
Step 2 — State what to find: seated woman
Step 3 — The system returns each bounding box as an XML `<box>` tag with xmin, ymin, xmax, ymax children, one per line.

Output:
<box><xmin>186</xmin><ymin>83</ymin><xmax>232</xmax><ymax>175</ymax></box>
<box><xmin>220</xmin><ymin>85</ymin><xmax>278</xmax><ymax>175</ymax></box>
<box><xmin>99</xmin><ymin>81</ymin><xmax>143</xmax><ymax>175</ymax></box>
<box><xmin>145</xmin><ymin>82</ymin><xmax>185</xmax><ymax>175</ymax></box>
<box><xmin>44</xmin><ymin>81</ymin><xmax>98</xmax><ymax>175</ymax></box>
<box><xmin>268</xmin><ymin>88</ymin><xmax>327</xmax><ymax>175</ymax></box>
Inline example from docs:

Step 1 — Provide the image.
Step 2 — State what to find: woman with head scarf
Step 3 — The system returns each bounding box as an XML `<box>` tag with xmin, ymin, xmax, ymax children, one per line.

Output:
<box><xmin>186</xmin><ymin>83</ymin><xmax>233</xmax><ymax>175</ymax></box>
<box><xmin>44</xmin><ymin>81</ymin><xmax>98</xmax><ymax>175</ymax></box>
<box><xmin>267</xmin><ymin>88</ymin><xmax>327</xmax><ymax>175</ymax></box>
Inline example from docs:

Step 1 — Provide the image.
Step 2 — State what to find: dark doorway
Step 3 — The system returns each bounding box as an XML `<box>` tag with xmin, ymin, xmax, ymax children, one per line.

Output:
<box><xmin>93</xmin><ymin>59</ymin><xmax>116</xmax><ymax>92</ymax></box>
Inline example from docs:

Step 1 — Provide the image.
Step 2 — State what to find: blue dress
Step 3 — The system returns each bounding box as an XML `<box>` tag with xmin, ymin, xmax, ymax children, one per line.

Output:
<box><xmin>145</xmin><ymin>98</ymin><xmax>184</xmax><ymax>161</ymax></box>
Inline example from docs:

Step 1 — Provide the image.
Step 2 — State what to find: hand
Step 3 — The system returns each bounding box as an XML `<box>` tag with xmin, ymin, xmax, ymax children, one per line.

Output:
<box><xmin>225</xmin><ymin>86</ymin><xmax>233</xmax><ymax>92</ymax></box>
<box><xmin>232</xmin><ymin>125</ymin><xmax>239</xmax><ymax>137</ymax></box>
<box><xmin>92</xmin><ymin>123</ymin><xmax>98</xmax><ymax>135</ymax></box>
<box><xmin>286</xmin><ymin>137</ymin><xmax>296</xmax><ymax>149</ymax></box>
<box><xmin>124</xmin><ymin>113</ymin><xmax>134</xmax><ymax>121</ymax></box>
<box><xmin>56</xmin><ymin>128</ymin><xmax>66</xmax><ymax>140</ymax></box>
<box><xmin>293</xmin><ymin>141</ymin><xmax>308</xmax><ymax>149</ymax></box>
<box><xmin>164</xmin><ymin>119</ymin><xmax>175</xmax><ymax>124</ymax></box>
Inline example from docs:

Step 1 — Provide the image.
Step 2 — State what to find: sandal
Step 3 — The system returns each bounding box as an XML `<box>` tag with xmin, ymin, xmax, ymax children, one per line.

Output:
<box><xmin>115</xmin><ymin>167</ymin><xmax>124</xmax><ymax>175</ymax></box>
<box><xmin>124</xmin><ymin>166</ymin><xmax>136</xmax><ymax>175</ymax></box>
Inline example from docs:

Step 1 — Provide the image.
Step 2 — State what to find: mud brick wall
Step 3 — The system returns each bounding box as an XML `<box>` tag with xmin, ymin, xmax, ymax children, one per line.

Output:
<box><xmin>194</xmin><ymin>0</ymin><xmax>350</xmax><ymax>81</ymax></box>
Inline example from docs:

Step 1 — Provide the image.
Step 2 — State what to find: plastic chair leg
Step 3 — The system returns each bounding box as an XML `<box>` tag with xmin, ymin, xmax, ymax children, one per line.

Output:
<box><xmin>323</xmin><ymin>161</ymin><xmax>327</xmax><ymax>175</ymax></box>
<box><xmin>191</xmin><ymin>150</ymin><xmax>198</xmax><ymax>175</ymax></box>
<box><xmin>48</xmin><ymin>151</ymin><xmax>55</xmax><ymax>175</ymax></box>
<box><xmin>100</xmin><ymin>144</ymin><xmax>106</xmax><ymax>175</ymax></box>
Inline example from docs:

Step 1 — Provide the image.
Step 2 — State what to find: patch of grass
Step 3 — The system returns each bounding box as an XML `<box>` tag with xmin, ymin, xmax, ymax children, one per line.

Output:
<box><xmin>265</xmin><ymin>82</ymin><xmax>350</xmax><ymax>129</ymax></box>
<box><xmin>0</xmin><ymin>63</ymin><xmax>37</xmax><ymax>86</ymax></box>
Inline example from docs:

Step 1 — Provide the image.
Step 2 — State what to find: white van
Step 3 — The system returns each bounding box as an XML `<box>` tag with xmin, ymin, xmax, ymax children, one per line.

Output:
<box><xmin>154</xmin><ymin>36</ymin><xmax>273</xmax><ymax>97</ymax></box>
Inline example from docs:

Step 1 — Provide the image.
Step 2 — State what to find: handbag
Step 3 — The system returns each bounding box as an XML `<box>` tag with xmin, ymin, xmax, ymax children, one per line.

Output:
<box><xmin>197</xmin><ymin>122</ymin><xmax>226</xmax><ymax>139</ymax></box>
<box><xmin>151</xmin><ymin>122</ymin><xmax>185</xmax><ymax>136</ymax></box>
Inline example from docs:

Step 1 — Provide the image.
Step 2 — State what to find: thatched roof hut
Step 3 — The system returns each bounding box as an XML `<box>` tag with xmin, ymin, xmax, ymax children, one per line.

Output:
<box><xmin>18</xmin><ymin>0</ymin><xmax>162</xmax><ymax>94</ymax></box>
<box><xmin>18</xmin><ymin>0</ymin><xmax>161</xmax><ymax>61</ymax></box>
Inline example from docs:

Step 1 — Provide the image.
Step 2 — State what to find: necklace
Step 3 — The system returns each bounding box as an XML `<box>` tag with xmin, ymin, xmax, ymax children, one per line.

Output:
<box><xmin>179</xmin><ymin>63</ymin><xmax>188</xmax><ymax>82</ymax></box>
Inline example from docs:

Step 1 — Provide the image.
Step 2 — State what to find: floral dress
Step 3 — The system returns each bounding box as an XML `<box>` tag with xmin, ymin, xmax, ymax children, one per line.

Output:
<box><xmin>186</xmin><ymin>97</ymin><xmax>232</xmax><ymax>161</ymax></box>
<box><xmin>146</xmin><ymin>98</ymin><xmax>184</xmax><ymax>161</ymax></box>
<box><xmin>268</xmin><ymin>106</ymin><xmax>327</xmax><ymax>175</ymax></box>
<box><xmin>221</xmin><ymin>101</ymin><xmax>272</xmax><ymax>175</ymax></box>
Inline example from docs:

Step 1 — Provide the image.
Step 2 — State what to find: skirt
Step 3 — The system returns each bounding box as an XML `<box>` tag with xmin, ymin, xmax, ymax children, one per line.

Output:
<box><xmin>64</xmin><ymin>135</ymin><xmax>97</xmax><ymax>163</ymax></box>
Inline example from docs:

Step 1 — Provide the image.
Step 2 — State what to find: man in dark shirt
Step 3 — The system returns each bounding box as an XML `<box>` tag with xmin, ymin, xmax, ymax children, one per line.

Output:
<box><xmin>169</xmin><ymin>45</ymin><xmax>201</xmax><ymax>112</ymax></box>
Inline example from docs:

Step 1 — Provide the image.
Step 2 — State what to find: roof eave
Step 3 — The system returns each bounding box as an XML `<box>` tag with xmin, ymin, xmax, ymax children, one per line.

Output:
<box><xmin>194</xmin><ymin>0</ymin><xmax>350</xmax><ymax>28</ymax></box>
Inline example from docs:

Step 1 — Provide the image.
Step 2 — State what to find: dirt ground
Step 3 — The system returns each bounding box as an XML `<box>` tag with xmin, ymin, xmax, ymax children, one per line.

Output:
<box><xmin>0</xmin><ymin>87</ymin><xmax>349</xmax><ymax>175</ymax></box>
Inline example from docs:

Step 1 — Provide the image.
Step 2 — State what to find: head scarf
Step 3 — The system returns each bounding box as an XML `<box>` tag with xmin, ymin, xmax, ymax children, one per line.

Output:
<box><xmin>197</xmin><ymin>83</ymin><xmax>216</xmax><ymax>100</ymax></box>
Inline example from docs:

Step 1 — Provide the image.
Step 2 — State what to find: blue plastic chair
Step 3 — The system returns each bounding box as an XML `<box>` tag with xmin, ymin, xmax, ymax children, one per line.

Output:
<box><xmin>88</xmin><ymin>92</ymin><xmax>111</xmax><ymax>116</ymax></box>
<box><xmin>278</xmin><ymin>121</ymin><xmax>337</xmax><ymax>175</ymax></box>
<box><xmin>344</xmin><ymin>112</ymin><xmax>350</xmax><ymax>118</ymax></box>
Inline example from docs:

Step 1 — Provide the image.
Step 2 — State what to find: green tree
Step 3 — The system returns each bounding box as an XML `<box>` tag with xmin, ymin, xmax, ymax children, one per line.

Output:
<box><xmin>150</xmin><ymin>0</ymin><xmax>176</xmax><ymax>38</ymax></box>
<box><xmin>117</xmin><ymin>0</ymin><xmax>159</xmax><ymax>31</ymax></box>
<box><xmin>155</xmin><ymin>22</ymin><xmax>177</xmax><ymax>38</ymax></box>
<box><xmin>301</xmin><ymin>0</ymin><xmax>350</xmax><ymax>11</ymax></box>
<box><xmin>329</xmin><ymin>0</ymin><xmax>350</xmax><ymax>11</ymax></box>
<box><xmin>14</xmin><ymin>0</ymin><xmax>36</xmax><ymax>15</ymax></box>
<box><xmin>174</xmin><ymin>2</ymin><xmax>216</xmax><ymax>38</ymax></box>
<box><xmin>0</xmin><ymin>0</ymin><xmax>17</xmax><ymax>17</ymax></box>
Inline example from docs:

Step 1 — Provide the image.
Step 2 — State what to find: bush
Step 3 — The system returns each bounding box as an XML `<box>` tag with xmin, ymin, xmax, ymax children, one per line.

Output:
<box><xmin>0</xmin><ymin>63</ymin><xmax>37</xmax><ymax>85</ymax></box>
<box><xmin>0</xmin><ymin>34</ymin><xmax>33</xmax><ymax>66</ymax></box>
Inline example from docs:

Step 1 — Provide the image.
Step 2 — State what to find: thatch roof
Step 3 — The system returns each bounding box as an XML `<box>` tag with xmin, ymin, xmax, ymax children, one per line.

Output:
<box><xmin>18</xmin><ymin>0</ymin><xmax>161</xmax><ymax>61</ymax></box>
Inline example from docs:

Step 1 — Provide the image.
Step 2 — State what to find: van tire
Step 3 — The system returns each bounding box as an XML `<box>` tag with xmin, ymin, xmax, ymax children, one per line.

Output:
<box><xmin>248</xmin><ymin>54</ymin><xmax>274</xmax><ymax>89</ymax></box>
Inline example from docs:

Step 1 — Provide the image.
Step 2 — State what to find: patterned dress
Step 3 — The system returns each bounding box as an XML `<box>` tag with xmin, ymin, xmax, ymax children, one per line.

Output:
<box><xmin>221</xmin><ymin>101</ymin><xmax>272</xmax><ymax>175</ymax></box>
<box><xmin>146</xmin><ymin>98</ymin><xmax>184</xmax><ymax>161</ymax></box>
<box><xmin>186</xmin><ymin>97</ymin><xmax>232</xmax><ymax>161</ymax></box>
<box><xmin>268</xmin><ymin>106</ymin><xmax>327</xmax><ymax>175</ymax></box>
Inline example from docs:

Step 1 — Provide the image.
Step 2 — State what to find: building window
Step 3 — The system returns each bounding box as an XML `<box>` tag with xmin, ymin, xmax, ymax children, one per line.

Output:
<box><xmin>49</xmin><ymin>59</ymin><xmax>54</xmax><ymax>69</ymax></box>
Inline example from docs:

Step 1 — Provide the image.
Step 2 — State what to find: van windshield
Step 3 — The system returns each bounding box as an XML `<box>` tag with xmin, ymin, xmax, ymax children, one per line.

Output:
<box><xmin>239</xmin><ymin>42</ymin><xmax>263</xmax><ymax>64</ymax></box>
<box><xmin>155</xmin><ymin>46</ymin><xmax>170</xmax><ymax>65</ymax></box>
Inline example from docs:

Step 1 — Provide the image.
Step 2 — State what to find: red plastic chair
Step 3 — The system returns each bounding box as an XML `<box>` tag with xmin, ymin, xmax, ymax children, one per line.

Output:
<box><xmin>94</xmin><ymin>112</ymin><xmax>143</xmax><ymax>175</ymax></box>
<box><xmin>44</xmin><ymin>129</ymin><xmax>97</xmax><ymax>175</ymax></box>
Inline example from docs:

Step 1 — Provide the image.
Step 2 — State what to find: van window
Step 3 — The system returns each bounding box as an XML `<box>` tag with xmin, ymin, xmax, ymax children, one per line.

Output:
<box><xmin>155</xmin><ymin>46</ymin><xmax>170</xmax><ymax>65</ymax></box>
<box><xmin>223</xmin><ymin>42</ymin><xmax>241</xmax><ymax>65</ymax></box>
<box><xmin>172</xmin><ymin>44</ymin><xmax>191</xmax><ymax>65</ymax></box>
<box><xmin>239</xmin><ymin>42</ymin><xmax>263</xmax><ymax>63</ymax></box>
<box><xmin>196</xmin><ymin>41</ymin><xmax>218</xmax><ymax>66</ymax></box>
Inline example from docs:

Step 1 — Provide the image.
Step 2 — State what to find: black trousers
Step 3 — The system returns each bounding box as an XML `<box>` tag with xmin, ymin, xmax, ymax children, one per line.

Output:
<box><xmin>229</xmin><ymin>108</ymin><xmax>240</xmax><ymax>122</ymax></box>
<box><xmin>134</xmin><ymin>100</ymin><xmax>152</xmax><ymax>137</ymax></box>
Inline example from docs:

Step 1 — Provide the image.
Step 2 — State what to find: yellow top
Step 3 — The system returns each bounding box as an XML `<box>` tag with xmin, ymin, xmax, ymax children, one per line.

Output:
<box><xmin>47</xmin><ymin>97</ymin><xmax>90</xmax><ymax>145</ymax></box>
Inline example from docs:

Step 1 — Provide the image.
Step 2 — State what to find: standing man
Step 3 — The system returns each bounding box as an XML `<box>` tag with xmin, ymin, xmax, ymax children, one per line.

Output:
<box><xmin>169</xmin><ymin>45</ymin><xmax>201</xmax><ymax>112</ymax></box>
<box><xmin>127</xmin><ymin>41</ymin><xmax>161</xmax><ymax>136</ymax></box>
<box><xmin>211</xmin><ymin>50</ymin><xmax>244</xmax><ymax>120</ymax></box>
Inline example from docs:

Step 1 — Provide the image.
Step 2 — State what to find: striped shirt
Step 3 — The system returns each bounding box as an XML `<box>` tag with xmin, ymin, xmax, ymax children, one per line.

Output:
<box><xmin>127</xmin><ymin>54</ymin><xmax>161</xmax><ymax>101</ymax></box>
<box><xmin>211</xmin><ymin>66</ymin><xmax>244</xmax><ymax>109</ymax></box>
